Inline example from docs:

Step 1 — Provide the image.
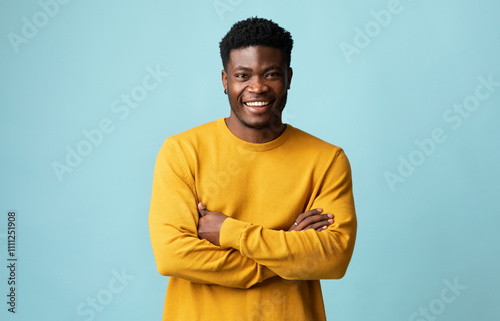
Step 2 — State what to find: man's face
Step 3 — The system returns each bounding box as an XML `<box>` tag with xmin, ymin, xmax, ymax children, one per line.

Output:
<box><xmin>222</xmin><ymin>46</ymin><xmax>292</xmax><ymax>130</ymax></box>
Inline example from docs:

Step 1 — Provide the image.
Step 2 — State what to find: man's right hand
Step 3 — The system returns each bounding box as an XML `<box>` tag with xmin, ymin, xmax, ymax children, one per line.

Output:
<box><xmin>288</xmin><ymin>208</ymin><xmax>334</xmax><ymax>232</ymax></box>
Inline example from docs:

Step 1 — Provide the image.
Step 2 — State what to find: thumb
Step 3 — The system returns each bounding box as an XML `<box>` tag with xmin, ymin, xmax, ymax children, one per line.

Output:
<box><xmin>198</xmin><ymin>202</ymin><xmax>208</xmax><ymax>216</ymax></box>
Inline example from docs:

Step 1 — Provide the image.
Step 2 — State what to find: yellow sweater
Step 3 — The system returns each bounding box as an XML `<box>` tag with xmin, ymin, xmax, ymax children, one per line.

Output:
<box><xmin>149</xmin><ymin>118</ymin><xmax>357</xmax><ymax>320</ymax></box>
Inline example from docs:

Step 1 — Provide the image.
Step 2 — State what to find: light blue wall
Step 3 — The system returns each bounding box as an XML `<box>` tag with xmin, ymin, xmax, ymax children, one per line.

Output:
<box><xmin>1</xmin><ymin>0</ymin><xmax>499</xmax><ymax>320</ymax></box>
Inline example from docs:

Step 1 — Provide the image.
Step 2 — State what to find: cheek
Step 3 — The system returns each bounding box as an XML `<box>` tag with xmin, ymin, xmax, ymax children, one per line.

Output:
<box><xmin>229</xmin><ymin>86</ymin><xmax>245</xmax><ymax>100</ymax></box>
<box><xmin>272</xmin><ymin>82</ymin><xmax>287</xmax><ymax>94</ymax></box>
<box><xmin>228</xmin><ymin>91</ymin><xmax>242</xmax><ymax>109</ymax></box>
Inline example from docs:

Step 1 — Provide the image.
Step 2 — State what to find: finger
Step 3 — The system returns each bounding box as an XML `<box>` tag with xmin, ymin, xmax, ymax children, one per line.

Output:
<box><xmin>198</xmin><ymin>202</ymin><xmax>209</xmax><ymax>217</ymax></box>
<box><xmin>304</xmin><ymin>218</ymin><xmax>334</xmax><ymax>231</ymax></box>
<box><xmin>288</xmin><ymin>220</ymin><xmax>300</xmax><ymax>231</ymax></box>
<box><xmin>295</xmin><ymin>208</ymin><xmax>323</xmax><ymax>225</ymax></box>
<box><xmin>298</xmin><ymin>213</ymin><xmax>332</xmax><ymax>229</ymax></box>
<box><xmin>316</xmin><ymin>226</ymin><xmax>329</xmax><ymax>232</ymax></box>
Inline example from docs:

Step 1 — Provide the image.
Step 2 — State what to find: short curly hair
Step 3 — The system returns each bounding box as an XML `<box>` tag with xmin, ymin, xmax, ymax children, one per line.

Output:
<box><xmin>219</xmin><ymin>17</ymin><xmax>294</xmax><ymax>70</ymax></box>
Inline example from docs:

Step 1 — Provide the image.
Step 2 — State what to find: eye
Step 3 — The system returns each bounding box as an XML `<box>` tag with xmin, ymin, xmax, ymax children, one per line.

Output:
<box><xmin>235</xmin><ymin>73</ymin><xmax>248</xmax><ymax>80</ymax></box>
<box><xmin>266</xmin><ymin>72</ymin><xmax>282</xmax><ymax>79</ymax></box>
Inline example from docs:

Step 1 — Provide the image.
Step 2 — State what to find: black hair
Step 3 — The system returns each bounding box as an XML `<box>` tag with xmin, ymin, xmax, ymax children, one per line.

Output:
<box><xmin>219</xmin><ymin>17</ymin><xmax>294</xmax><ymax>70</ymax></box>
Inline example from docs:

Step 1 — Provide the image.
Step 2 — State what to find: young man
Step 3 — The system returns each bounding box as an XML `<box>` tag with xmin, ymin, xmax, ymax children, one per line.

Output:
<box><xmin>149</xmin><ymin>17</ymin><xmax>357</xmax><ymax>320</ymax></box>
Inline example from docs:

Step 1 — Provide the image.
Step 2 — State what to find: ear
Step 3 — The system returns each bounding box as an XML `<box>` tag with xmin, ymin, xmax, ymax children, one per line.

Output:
<box><xmin>222</xmin><ymin>69</ymin><xmax>228</xmax><ymax>92</ymax></box>
<box><xmin>287</xmin><ymin>67</ymin><xmax>293</xmax><ymax>90</ymax></box>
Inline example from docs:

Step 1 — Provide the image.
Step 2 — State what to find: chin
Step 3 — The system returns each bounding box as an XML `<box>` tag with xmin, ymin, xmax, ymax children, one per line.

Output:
<box><xmin>240</xmin><ymin>115</ymin><xmax>276</xmax><ymax>129</ymax></box>
<box><xmin>244</xmin><ymin>122</ymin><xmax>271</xmax><ymax>129</ymax></box>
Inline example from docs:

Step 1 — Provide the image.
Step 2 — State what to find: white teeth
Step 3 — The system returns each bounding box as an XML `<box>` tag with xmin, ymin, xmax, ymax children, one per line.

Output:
<box><xmin>245</xmin><ymin>101</ymin><xmax>270</xmax><ymax>107</ymax></box>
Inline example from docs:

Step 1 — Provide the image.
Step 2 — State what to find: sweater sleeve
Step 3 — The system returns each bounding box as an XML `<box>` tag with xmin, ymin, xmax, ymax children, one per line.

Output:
<box><xmin>219</xmin><ymin>149</ymin><xmax>357</xmax><ymax>280</ymax></box>
<box><xmin>149</xmin><ymin>138</ymin><xmax>276</xmax><ymax>288</ymax></box>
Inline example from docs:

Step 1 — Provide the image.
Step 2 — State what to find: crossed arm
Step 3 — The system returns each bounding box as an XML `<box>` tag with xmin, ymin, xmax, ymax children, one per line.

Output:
<box><xmin>197</xmin><ymin>202</ymin><xmax>334</xmax><ymax>246</ymax></box>
<box><xmin>149</xmin><ymin>140</ymin><xmax>356</xmax><ymax>288</ymax></box>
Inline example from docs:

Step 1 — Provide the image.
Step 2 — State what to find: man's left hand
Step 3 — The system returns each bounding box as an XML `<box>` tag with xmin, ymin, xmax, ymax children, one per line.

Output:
<box><xmin>197</xmin><ymin>202</ymin><xmax>228</xmax><ymax>246</ymax></box>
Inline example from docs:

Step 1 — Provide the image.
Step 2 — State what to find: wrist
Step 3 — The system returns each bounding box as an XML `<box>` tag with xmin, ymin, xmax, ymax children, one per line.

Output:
<box><xmin>219</xmin><ymin>217</ymin><xmax>250</xmax><ymax>249</ymax></box>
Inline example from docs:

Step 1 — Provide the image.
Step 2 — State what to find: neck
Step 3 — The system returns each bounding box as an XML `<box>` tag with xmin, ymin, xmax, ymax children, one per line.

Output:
<box><xmin>224</xmin><ymin>116</ymin><xmax>286</xmax><ymax>144</ymax></box>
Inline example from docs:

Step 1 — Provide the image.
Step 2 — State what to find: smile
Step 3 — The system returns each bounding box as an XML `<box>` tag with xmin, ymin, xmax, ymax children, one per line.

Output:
<box><xmin>244</xmin><ymin>101</ymin><xmax>272</xmax><ymax>107</ymax></box>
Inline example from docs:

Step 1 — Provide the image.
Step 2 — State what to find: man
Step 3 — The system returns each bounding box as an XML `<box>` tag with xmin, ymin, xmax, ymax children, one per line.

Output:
<box><xmin>149</xmin><ymin>17</ymin><xmax>357</xmax><ymax>320</ymax></box>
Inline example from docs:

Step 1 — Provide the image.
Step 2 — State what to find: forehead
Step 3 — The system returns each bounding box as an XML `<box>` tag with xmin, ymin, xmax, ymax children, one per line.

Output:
<box><xmin>227</xmin><ymin>46</ymin><xmax>285</xmax><ymax>69</ymax></box>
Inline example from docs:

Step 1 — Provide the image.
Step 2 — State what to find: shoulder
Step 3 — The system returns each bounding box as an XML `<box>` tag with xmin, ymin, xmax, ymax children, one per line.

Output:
<box><xmin>287</xmin><ymin>126</ymin><xmax>345</xmax><ymax>157</ymax></box>
<box><xmin>285</xmin><ymin>126</ymin><xmax>352</xmax><ymax>177</ymax></box>
<box><xmin>167</xmin><ymin>119</ymin><xmax>219</xmax><ymax>143</ymax></box>
<box><xmin>156</xmin><ymin>119</ymin><xmax>221</xmax><ymax>159</ymax></box>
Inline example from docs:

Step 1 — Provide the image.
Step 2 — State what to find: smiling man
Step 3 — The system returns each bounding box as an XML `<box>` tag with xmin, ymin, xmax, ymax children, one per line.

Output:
<box><xmin>222</xmin><ymin>44</ymin><xmax>290</xmax><ymax>142</ymax></box>
<box><xmin>149</xmin><ymin>17</ymin><xmax>357</xmax><ymax>320</ymax></box>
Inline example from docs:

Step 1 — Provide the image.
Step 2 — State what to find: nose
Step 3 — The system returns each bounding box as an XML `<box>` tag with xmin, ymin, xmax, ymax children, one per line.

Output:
<box><xmin>246</xmin><ymin>76</ymin><xmax>269</xmax><ymax>93</ymax></box>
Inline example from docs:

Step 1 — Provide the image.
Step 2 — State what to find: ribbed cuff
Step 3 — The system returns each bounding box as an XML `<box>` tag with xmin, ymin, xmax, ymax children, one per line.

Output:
<box><xmin>219</xmin><ymin>217</ymin><xmax>250</xmax><ymax>250</ymax></box>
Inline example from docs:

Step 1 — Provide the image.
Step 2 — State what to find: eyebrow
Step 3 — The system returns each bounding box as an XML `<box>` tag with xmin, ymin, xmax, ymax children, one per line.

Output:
<box><xmin>233</xmin><ymin>66</ymin><xmax>252</xmax><ymax>72</ymax></box>
<box><xmin>233</xmin><ymin>65</ymin><xmax>283</xmax><ymax>73</ymax></box>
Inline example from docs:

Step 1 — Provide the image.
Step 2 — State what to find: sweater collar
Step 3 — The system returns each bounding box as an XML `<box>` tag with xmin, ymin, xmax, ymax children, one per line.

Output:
<box><xmin>217</xmin><ymin>117</ymin><xmax>293</xmax><ymax>152</ymax></box>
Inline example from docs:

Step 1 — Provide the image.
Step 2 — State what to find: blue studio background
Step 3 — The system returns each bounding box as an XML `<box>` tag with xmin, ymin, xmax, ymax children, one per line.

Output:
<box><xmin>1</xmin><ymin>0</ymin><xmax>499</xmax><ymax>320</ymax></box>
